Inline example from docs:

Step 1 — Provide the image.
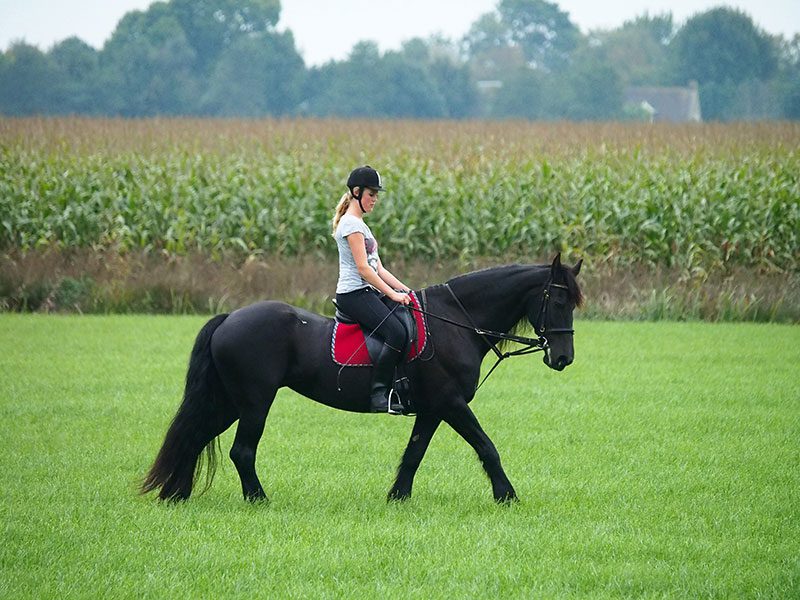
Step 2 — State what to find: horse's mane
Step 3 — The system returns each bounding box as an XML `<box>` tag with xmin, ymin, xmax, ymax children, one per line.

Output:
<box><xmin>445</xmin><ymin>262</ymin><xmax>583</xmax><ymax>308</ymax></box>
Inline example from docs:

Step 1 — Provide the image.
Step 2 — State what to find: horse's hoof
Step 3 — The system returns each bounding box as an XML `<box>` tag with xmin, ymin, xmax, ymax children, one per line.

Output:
<box><xmin>495</xmin><ymin>491</ymin><xmax>519</xmax><ymax>504</ymax></box>
<box><xmin>158</xmin><ymin>487</ymin><xmax>191</xmax><ymax>502</ymax></box>
<box><xmin>244</xmin><ymin>490</ymin><xmax>269</xmax><ymax>503</ymax></box>
<box><xmin>387</xmin><ymin>489</ymin><xmax>411</xmax><ymax>502</ymax></box>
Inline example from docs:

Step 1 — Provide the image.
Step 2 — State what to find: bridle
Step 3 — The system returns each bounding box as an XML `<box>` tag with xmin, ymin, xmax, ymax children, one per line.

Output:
<box><xmin>407</xmin><ymin>277</ymin><xmax>574</xmax><ymax>391</ymax></box>
<box><xmin>531</xmin><ymin>279</ymin><xmax>575</xmax><ymax>337</ymax></box>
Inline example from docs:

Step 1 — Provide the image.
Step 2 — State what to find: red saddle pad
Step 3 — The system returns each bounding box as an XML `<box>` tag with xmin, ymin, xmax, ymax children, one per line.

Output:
<box><xmin>332</xmin><ymin>291</ymin><xmax>428</xmax><ymax>366</ymax></box>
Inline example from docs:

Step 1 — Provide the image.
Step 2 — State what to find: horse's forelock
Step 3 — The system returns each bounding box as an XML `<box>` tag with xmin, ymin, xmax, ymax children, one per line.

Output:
<box><xmin>560</xmin><ymin>265</ymin><xmax>584</xmax><ymax>308</ymax></box>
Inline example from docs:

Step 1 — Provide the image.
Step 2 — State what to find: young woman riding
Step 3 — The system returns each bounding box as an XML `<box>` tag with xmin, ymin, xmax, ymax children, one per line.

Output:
<box><xmin>332</xmin><ymin>166</ymin><xmax>411</xmax><ymax>414</ymax></box>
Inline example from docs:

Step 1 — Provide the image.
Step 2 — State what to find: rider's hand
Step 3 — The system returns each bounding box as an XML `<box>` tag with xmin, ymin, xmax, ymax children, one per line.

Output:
<box><xmin>390</xmin><ymin>290</ymin><xmax>411</xmax><ymax>305</ymax></box>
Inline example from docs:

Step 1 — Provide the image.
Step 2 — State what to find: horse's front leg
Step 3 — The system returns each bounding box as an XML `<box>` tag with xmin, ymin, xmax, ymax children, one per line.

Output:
<box><xmin>443</xmin><ymin>401</ymin><xmax>517</xmax><ymax>503</ymax></box>
<box><xmin>388</xmin><ymin>411</ymin><xmax>441</xmax><ymax>502</ymax></box>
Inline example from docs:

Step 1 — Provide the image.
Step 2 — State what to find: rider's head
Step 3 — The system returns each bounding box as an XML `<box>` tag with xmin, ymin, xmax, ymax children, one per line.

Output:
<box><xmin>332</xmin><ymin>165</ymin><xmax>385</xmax><ymax>233</ymax></box>
<box><xmin>347</xmin><ymin>165</ymin><xmax>384</xmax><ymax>205</ymax></box>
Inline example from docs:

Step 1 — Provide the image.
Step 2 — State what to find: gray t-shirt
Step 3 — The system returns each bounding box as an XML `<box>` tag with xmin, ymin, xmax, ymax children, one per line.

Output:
<box><xmin>334</xmin><ymin>214</ymin><xmax>380</xmax><ymax>294</ymax></box>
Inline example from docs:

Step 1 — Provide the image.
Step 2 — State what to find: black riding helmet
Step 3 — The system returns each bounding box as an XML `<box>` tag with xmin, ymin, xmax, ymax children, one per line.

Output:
<box><xmin>347</xmin><ymin>165</ymin><xmax>384</xmax><ymax>204</ymax></box>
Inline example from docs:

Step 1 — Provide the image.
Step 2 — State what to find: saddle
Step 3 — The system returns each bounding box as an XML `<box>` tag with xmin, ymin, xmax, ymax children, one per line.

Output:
<box><xmin>331</xmin><ymin>291</ymin><xmax>428</xmax><ymax>416</ymax></box>
<box><xmin>331</xmin><ymin>290</ymin><xmax>427</xmax><ymax>367</ymax></box>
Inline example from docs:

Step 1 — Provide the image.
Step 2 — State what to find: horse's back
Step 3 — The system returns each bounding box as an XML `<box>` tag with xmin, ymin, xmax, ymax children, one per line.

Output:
<box><xmin>210</xmin><ymin>301</ymin><xmax>330</xmax><ymax>382</ymax></box>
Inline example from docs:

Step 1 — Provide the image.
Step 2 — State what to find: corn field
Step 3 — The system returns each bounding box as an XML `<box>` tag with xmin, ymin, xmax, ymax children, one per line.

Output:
<box><xmin>1</xmin><ymin>118</ymin><xmax>798</xmax><ymax>273</ymax></box>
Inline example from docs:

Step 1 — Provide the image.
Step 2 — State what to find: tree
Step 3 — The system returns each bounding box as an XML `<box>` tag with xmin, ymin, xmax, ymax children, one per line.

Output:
<box><xmin>49</xmin><ymin>37</ymin><xmax>100</xmax><ymax>114</ymax></box>
<box><xmin>670</xmin><ymin>7</ymin><xmax>778</xmax><ymax>120</ymax></box>
<box><xmin>100</xmin><ymin>4</ymin><xmax>199</xmax><ymax>115</ymax></box>
<box><xmin>400</xmin><ymin>37</ymin><xmax>479</xmax><ymax>118</ymax></box>
<box><xmin>562</xmin><ymin>44</ymin><xmax>623</xmax><ymax>120</ymax></box>
<box><xmin>775</xmin><ymin>34</ymin><xmax>800</xmax><ymax>118</ymax></box>
<box><xmin>202</xmin><ymin>30</ymin><xmax>305</xmax><ymax>116</ymax></box>
<box><xmin>671</xmin><ymin>7</ymin><xmax>776</xmax><ymax>86</ymax></box>
<box><xmin>462</xmin><ymin>0</ymin><xmax>581</xmax><ymax>116</ymax></box>
<box><xmin>429</xmin><ymin>56</ymin><xmax>479</xmax><ymax>118</ymax></box>
<box><xmin>305</xmin><ymin>42</ymin><xmax>382</xmax><ymax>117</ymax></box>
<box><xmin>464</xmin><ymin>1</ymin><xmax>580</xmax><ymax>74</ymax></box>
<box><xmin>595</xmin><ymin>13</ymin><xmax>673</xmax><ymax>86</ymax></box>
<box><xmin>378</xmin><ymin>51</ymin><xmax>447</xmax><ymax>118</ymax></box>
<box><xmin>463</xmin><ymin>12</ymin><xmax>512</xmax><ymax>59</ymax></box>
<box><xmin>497</xmin><ymin>0</ymin><xmax>580</xmax><ymax>72</ymax></box>
<box><xmin>0</xmin><ymin>42</ymin><xmax>58</xmax><ymax>115</ymax></box>
<box><xmin>782</xmin><ymin>75</ymin><xmax>800</xmax><ymax>118</ymax></box>
<box><xmin>304</xmin><ymin>42</ymin><xmax>449</xmax><ymax>118</ymax></box>
<box><xmin>490</xmin><ymin>66</ymin><xmax>547</xmax><ymax>119</ymax></box>
<box><xmin>629</xmin><ymin>12</ymin><xmax>674</xmax><ymax>46</ymax></box>
<box><xmin>170</xmin><ymin>0</ymin><xmax>280</xmax><ymax>75</ymax></box>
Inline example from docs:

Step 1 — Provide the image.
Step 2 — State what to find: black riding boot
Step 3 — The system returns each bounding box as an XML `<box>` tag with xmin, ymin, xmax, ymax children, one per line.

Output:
<box><xmin>370</xmin><ymin>343</ymin><xmax>403</xmax><ymax>414</ymax></box>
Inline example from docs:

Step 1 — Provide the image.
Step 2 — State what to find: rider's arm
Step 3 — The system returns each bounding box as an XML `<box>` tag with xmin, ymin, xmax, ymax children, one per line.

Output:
<box><xmin>347</xmin><ymin>233</ymin><xmax>409</xmax><ymax>304</ymax></box>
<box><xmin>377</xmin><ymin>258</ymin><xmax>410</xmax><ymax>293</ymax></box>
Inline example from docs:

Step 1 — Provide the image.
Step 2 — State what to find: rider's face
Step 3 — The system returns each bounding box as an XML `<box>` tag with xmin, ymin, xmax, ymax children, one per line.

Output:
<box><xmin>360</xmin><ymin>187</ymin><xmax>379</xmax><ymax>213</ymax></box>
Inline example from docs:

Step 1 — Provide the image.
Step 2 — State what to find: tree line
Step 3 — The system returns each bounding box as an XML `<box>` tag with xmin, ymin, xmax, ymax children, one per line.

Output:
<box><xmin>1</xmin><ymin>0</ymin><xmax>798</xmax><ymax>120</ymax></box>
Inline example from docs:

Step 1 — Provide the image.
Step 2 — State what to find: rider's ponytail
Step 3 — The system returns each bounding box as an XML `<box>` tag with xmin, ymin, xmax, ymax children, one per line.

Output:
<box><xmin>331</xmin><ymin>191</ymin><xmax>353</xmax><ymax>234</ymax></box>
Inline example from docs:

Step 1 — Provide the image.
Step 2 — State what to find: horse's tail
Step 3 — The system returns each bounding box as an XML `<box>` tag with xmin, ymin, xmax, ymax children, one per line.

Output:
<box><xmin>141</xmin><ymin>313</ymin><xmax>230</xmax><ymax>501</ymax></box>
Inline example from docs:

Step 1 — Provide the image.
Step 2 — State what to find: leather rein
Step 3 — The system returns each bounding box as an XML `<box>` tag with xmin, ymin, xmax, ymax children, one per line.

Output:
<box><xmin>407</xmin><ymin>279</ymin><xmax>574</xmax><ymax>391</ymax></box>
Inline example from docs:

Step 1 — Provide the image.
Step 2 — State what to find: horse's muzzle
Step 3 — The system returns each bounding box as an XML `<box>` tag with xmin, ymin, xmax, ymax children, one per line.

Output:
<box><xmin>543</xmin><ymin>351</ymin><xmax>573</xmax><ymax>371</ymax></box>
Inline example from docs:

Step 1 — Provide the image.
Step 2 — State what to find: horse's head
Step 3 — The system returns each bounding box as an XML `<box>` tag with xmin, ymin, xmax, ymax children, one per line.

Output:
<box><xmin>528</xmin><ymin>253</ymin><xmax>583</xmax><ymax>371</ymax></box>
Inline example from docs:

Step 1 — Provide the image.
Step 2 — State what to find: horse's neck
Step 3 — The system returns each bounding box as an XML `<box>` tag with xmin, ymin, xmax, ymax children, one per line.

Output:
<box><xmin>445</xmin><ymin>265</ymin><xmax>548</xmax><ymax>334</ymax></box>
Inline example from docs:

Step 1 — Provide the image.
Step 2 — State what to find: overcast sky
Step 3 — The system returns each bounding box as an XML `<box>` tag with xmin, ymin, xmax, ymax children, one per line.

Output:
<box><xmin>1</xmin><ymin>0</ymin><xmax>798</xmax><ymax>65</ymax></box>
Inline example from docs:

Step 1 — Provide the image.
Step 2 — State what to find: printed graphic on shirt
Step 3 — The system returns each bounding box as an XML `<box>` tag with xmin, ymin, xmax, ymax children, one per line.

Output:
<box><xmin>365</xmin><ymin>237</ymin><xmax>379</xmax><ymax>273</ymax></box>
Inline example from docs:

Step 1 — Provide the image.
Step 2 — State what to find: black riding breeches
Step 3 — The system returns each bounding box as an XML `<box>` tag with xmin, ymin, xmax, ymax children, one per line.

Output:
<box><xmin>336</xmin><ymin>287</ymin><xmax>408</xmax><ymax>352</ymax></box>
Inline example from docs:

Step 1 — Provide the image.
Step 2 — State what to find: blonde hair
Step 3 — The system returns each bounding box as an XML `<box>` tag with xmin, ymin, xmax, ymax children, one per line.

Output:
<box><xmin>331</xmin><ymin>191</ymin><xmax>353</xmax><ymax>234</ymax></box>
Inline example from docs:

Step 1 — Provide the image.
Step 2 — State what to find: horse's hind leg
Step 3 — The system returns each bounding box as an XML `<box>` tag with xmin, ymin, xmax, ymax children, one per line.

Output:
<box><xmin>228</xmin><ymin>386</ymin><xmax>276</xmax><ymax>502</ymax></box>
<box><xmin>388</xmin><ymin>412</ymin><xmax>441</xmax><ymax>501</ymax></box>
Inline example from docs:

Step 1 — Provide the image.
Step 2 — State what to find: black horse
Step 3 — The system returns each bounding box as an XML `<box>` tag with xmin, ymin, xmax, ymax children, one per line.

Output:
<box><xmin>142</xmin><ymin>254</ymin><xmax>583</xmax><ymax>503</ymax></box>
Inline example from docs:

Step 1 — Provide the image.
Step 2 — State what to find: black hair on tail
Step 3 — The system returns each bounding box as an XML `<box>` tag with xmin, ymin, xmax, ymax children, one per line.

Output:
<box><xmin>141</xmin><ymin>313</ymin><xmax>229</xmax><ymax>501</ymax></box>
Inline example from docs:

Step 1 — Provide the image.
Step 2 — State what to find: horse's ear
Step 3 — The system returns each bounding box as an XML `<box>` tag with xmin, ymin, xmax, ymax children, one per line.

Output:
<box><xmin>572</xmin><ymin>259</ymin><xmax>583</xmax><ymax>276</ymax></box>
<box><xmin>551</xmin><ymin>253</ymin><xmax>562</xmax><ymax>271</ymax></box>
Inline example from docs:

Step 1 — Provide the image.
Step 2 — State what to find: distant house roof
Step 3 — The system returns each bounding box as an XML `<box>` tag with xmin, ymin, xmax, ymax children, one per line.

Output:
<box><xmin>624</xmin><ymin>84</ymin><xmax>702</xmax><ymax>123</ymax></box>
<box><xmin>476</xmin><ymin>80</ymin><xmax>503</xmax><ymax>91</ymax></box>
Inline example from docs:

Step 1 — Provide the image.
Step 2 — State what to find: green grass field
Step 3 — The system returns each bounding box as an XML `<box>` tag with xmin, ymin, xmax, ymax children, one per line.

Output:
<box><xmin>1</xmin><ymin>315</ymin><xmax>798</xmax><ymax>598</ymax></box>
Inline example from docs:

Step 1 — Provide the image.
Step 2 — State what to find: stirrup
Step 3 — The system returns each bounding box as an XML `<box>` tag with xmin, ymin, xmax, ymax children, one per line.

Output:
<box><xmin>372</xmin><ymin>388</ymin><xmax>403</xmax><ymax>415</ymax></box>
<box><xmin>394</xmin><ymin>378</ymin><xmax>416</xmax><ymax>416</ymax></box>
<box><xmin>386</xmin><ymin>388</ymin><xmax>403</xmax><ymax>415</ymax></box>
<box><xmin>370</xmin><ymin>387</ymin><xmax>403</xmax><ymax>415</ymax></box>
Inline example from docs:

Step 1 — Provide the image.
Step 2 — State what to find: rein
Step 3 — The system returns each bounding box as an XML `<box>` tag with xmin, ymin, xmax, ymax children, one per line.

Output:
<box><xmin>408</xmin><ymin>281</ymin><xmax>570</xmax><ymax>391</ymax></box>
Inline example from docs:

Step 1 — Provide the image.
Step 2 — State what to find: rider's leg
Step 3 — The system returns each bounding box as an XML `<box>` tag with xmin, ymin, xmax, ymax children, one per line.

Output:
<box><xmin>335</xmin><ymin>288</ymin><xmax>408</xmax><ymax>413</ymax></box>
